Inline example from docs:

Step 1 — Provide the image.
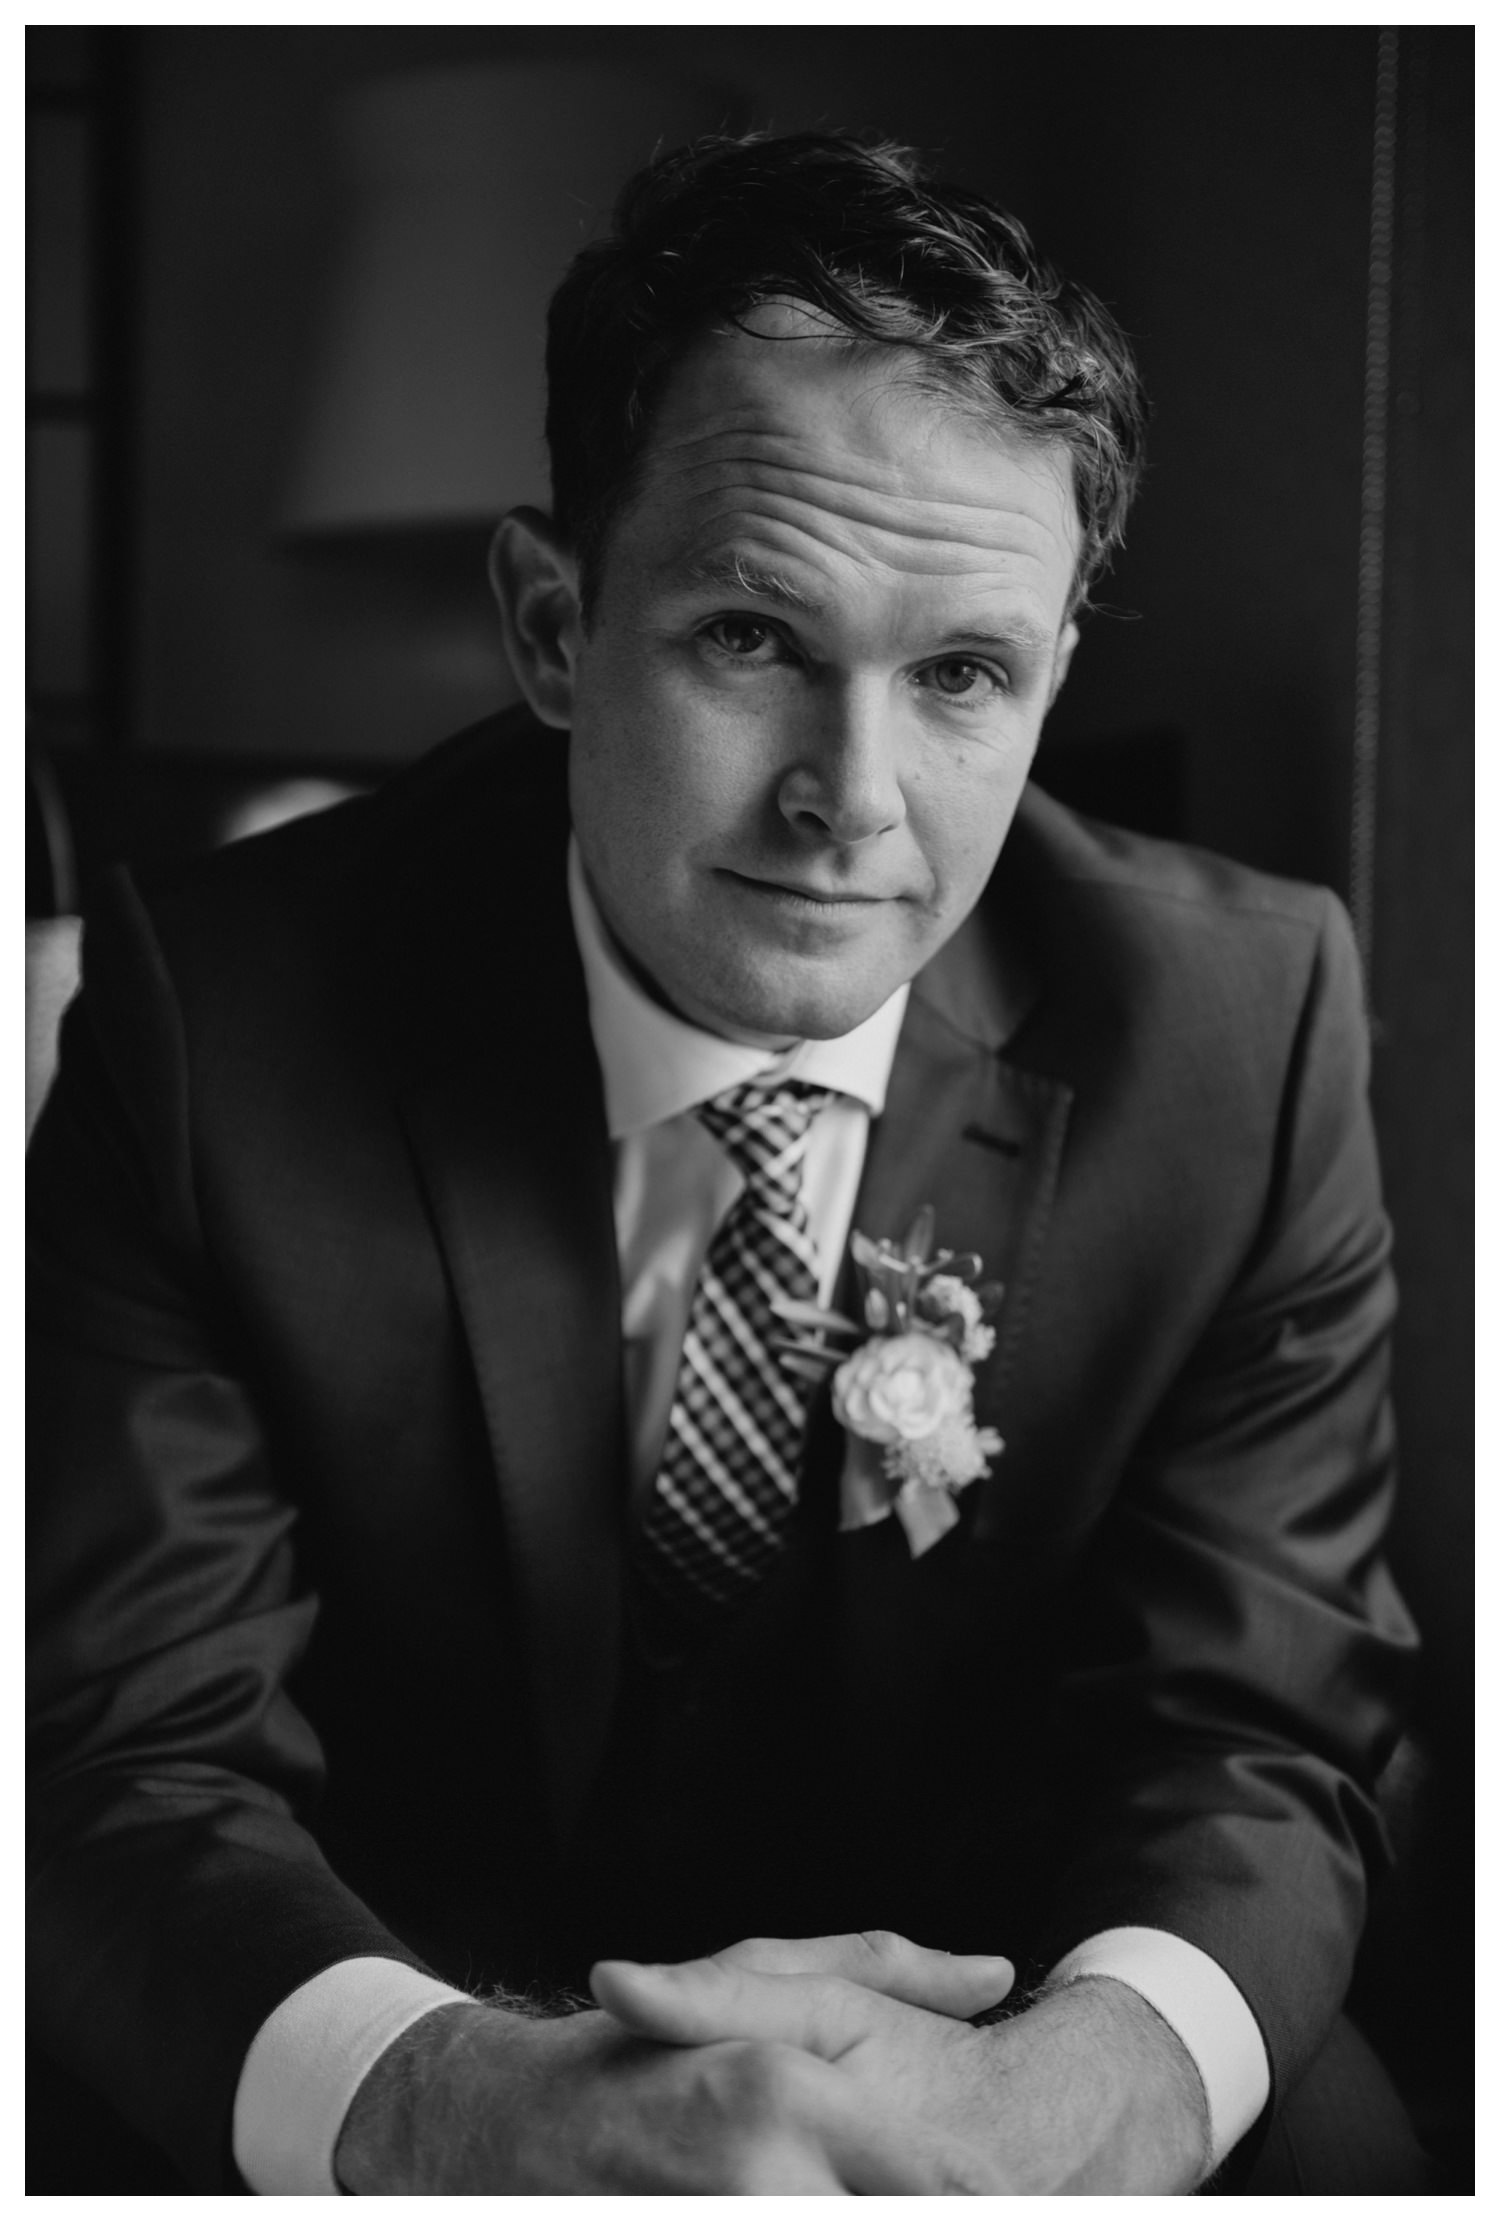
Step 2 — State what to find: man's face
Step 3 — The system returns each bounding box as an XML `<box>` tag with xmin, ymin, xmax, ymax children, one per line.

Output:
<box><xmin>560</xmin><ymin>309</ymin><xmax>1081</xmax><ymax>1044</ymax></box>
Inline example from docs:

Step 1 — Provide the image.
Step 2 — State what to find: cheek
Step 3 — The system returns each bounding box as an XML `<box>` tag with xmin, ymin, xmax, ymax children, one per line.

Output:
<box><xmin>907</xmin><ymin>752</ymin><xmax>1029</xmax><ymax>896</ymax></box>
<box><xmin>572</xmin><ymin>689</ymin><xmax>756</xmax><ymax>874</ymax></box>
<box><xmin>645</xmin><ymin>678</ymin><xmax>781</xmax><ymax>829</ymax></box>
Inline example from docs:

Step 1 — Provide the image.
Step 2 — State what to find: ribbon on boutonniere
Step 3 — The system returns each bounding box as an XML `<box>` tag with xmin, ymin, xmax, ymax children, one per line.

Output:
<box><xmin>772</xmin><ymin>1205</ymin><xmax>1004</xmax><ymax>1559</ymax></box>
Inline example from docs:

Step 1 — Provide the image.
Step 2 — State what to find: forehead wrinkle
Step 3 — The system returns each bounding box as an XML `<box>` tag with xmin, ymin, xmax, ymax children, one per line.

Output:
<box><xmin>642</xmin><ymin>451</ymin><xmax>1075</xmax><ymax>575</ymax></box>
<box><xmin>656</xmin><ymin>494</ymin><xmax>1066</xmax><ymax>599</ymax></box>
<box><xmin>662</xmin><ymin>443</ymin><xmax>1065</xmax><ymax>533</ymax></box>
<box><xmin>697</xmin><ymin>503</ymin><xmax>1065</xmax><ymax>601</ymax></box>
<box><xmin>647</xmin><ymin>410</ymin><xmax>1077</xmax><ymax>524</ymax></box>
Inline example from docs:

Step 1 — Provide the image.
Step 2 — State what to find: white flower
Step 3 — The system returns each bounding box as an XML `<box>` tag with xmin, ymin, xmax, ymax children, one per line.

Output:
<box><xmin>833</xmin><ymin>1332</ymin><xmax>970</xmax><ymax>1445</ymax></box>
<box><xmin>923</xmin><ymin>1274</ymin><xmax>996</xmax><ymax>1365</ymax></box>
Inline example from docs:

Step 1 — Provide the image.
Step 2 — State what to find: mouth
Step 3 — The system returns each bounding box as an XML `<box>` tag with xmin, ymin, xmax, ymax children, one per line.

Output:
<box><xmin>723</xmin><ymin>870</ymin><xmax>890</xmax><ymax>912</ymax></box>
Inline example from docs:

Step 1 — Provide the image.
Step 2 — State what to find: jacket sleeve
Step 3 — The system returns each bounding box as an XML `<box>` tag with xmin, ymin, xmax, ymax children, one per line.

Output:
<box><xmin>1033</xmin><ymin>890</ymin><xmax>1417</xmax><ymax>2101</ymax></box>
<box><xmin>27</xmin><ymin>869</ymin><xmax>427</xmax><ymax>2190</ymax></box>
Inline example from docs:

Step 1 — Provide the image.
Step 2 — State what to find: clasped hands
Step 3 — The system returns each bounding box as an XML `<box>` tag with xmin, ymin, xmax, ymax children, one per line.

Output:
<box><xmin>593</xmin><ymin>1931</ymin><xmax>1020</xmax><ymax>2193</ymax></box>
<box><xmin>336</xmin><ymin>1927</ymin><xmax>1211</xmax><ymax>2194</ymax></box>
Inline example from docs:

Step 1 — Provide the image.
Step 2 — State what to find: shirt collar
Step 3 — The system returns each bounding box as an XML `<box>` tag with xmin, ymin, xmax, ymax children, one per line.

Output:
<box><xmin>567</xmin><ymin>838</ymin><xmax>909</xmax><ymax>1142</ymax></box>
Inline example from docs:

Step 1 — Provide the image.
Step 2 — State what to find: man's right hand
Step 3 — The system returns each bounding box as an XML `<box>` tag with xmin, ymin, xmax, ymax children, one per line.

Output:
<box><xmin>333</xmin><ymin>1936</ymin><xmax>1016</xmax><ymax>2193</ymax></box>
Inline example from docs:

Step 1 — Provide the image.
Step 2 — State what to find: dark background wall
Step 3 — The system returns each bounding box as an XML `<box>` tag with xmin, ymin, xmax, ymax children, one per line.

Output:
<box><xmin>27</xmin><ymin>22</ymin><xmax>1472</xmax><ymax>2176</ymax></box>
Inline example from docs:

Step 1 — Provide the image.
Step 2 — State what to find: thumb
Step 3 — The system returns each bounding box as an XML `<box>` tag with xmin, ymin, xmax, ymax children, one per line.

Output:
<box><xmin>715</xmin><ymin>1930</ymin><xmax>1015</xmax><ymax>2019</ymax></box>
<box><xmin>591</xmin><ymin>1954</ymin><xmax>854</xmax><ymax>2053</ymax></box>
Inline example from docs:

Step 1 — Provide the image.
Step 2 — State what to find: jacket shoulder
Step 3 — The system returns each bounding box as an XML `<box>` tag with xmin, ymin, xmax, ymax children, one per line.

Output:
<box><xmin>65</xmin><ymin>707</ymin><xmax>569</xmax><ymax>1155</ymax></box>
<box><xmin>987</xmin><ymin>784</ymin><xmax>1366</xmax><ymax>1086</ymax></box>
<box><xmin>1011</xmin><ymin>781</ymin><xmax>1336</xmax><ymax>935</ymax></box>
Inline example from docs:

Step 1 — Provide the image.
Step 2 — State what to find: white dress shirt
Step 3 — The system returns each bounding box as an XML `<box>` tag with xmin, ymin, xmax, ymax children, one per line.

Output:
<box><xmin>232</xmin><ymin>843</ymin><xmax>1269</xmax><ymax>2191</ymax></box>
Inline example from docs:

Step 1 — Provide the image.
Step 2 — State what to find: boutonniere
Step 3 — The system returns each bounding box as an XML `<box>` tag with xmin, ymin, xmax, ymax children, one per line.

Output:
<box><xmin>774</xmin><ymin>1205</ymin><xmax>1004</xmax><ymax>1559</ymax></box>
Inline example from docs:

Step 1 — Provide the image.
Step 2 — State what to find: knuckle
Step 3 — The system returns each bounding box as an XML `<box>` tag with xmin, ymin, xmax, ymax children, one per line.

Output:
<box><xmin>715</xmin><ymin>1934</ymin><xmax>782</xmax><ymax>1972</ymax></box>
<box><xmin>715</xmin><ymin>2038</ymin><xmax>803</xmax><ymax>2120</ymax></box>
<box><xmin>856</xmin><ymin>1926</ymin><xmax>911</xmax><ymax>1967</ymax></box>
<box><xmin>938</xmin><ymin>2146</ymin><xmax>1009</xmax><ymax>2195</ymax></box>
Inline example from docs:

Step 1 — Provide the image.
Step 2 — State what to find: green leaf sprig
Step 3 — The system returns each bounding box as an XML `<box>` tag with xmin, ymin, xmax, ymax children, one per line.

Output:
<box><xmin>771</xmin><ymin>1206</ymin><xmax>1003</xmax><ymax>1383</ymax></box>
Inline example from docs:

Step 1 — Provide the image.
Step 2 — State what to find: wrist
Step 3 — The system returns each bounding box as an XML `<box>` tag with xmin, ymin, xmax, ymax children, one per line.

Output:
<box><xmin>334</xmin><ymin>1999</ymin><xmax>511</xmax><ymax>2193</ymax></box>
<box><xmin>991</xmin><ymin>1976</ymin><xmax>1212</xmax><ymax>2192</ymax></box>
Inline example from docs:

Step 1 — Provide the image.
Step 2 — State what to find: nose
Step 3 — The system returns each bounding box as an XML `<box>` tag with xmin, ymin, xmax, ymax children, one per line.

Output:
<box><xmin>777</xmin><ymin>679</ymin><xmax>906</xmax><ymax>848</ymax></box>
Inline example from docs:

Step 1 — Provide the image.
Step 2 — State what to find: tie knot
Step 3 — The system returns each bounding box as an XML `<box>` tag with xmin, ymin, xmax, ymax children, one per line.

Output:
<box><xmin>696</xmin><ymin>1081</ymin><xmax>835</xmax><ymax>1200</ymax></box>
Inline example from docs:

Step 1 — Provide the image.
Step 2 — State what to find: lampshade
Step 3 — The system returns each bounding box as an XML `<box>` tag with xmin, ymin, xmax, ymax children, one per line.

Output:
<box><xmin>282</xmin><ymin>63</ymin><xmax>732</xmax><ymax>538</ymax></box>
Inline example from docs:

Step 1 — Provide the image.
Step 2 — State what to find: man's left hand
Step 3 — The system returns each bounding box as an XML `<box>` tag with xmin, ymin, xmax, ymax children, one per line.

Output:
<box><xmin>592</xmin><ymin>1932</ymin><xmax>1213</xmax><ymax>2194</ymax></box>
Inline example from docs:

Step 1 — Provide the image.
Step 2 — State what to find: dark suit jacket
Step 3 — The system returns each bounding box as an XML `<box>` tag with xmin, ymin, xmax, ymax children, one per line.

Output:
<box><xmin>28</xmin><ymin>706</ymin><xmax>1416</xmax><ymax>2188</ymax></box>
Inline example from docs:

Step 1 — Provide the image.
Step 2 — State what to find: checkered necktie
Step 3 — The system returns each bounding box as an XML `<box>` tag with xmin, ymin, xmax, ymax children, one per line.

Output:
<box><xmin>639</xmin><ymin>1080</ymin><xmax>835</xmax><ymax>1615</ymax></box>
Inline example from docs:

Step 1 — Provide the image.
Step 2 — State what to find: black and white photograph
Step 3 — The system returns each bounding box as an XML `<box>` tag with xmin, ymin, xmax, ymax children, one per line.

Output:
<box><xmin>26</xmin><ymin>22</ymin><xmax>1472</xmax><ymax>2196</ymax></box>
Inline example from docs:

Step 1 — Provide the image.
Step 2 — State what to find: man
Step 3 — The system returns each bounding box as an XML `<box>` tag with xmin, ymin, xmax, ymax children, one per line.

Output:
<box><xmin>28</xmin><ymin>132</ymin><xmax>1424</xmax><ymax>2193</ymax></box>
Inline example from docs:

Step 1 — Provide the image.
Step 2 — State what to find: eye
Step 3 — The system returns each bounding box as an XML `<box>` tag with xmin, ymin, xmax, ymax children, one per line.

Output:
<box><xmin>700</xmin><ymin>614</ymin><xmax>783</xmax><ymax>662</ymax></box>
<box><xmin>919</xmin><ymin>656</ymin><xmax>1006</xmax><ymax>702</ymax></box>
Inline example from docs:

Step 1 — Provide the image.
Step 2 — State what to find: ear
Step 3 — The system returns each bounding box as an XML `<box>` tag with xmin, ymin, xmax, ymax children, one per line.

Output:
<box><xmin>488</xmin><ymin>508</ymin><xmax>583</xmax><ymax>730</ymax></box>
<box><xmin>1047</xmin><ymin>618</ymin><xmax>1080</xmax><ymax>710</ymax></box>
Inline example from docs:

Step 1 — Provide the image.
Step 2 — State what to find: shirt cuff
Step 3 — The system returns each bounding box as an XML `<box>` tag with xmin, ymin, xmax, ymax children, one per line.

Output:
<box><xmin>232</xmin><ymin>1956</ymin><xmax>471</xmax><ymax>2194</ymax></box>
<box><xmin>1046</xmin><ymin>1926</ymin><xmax>1270</xmax><ymax>2167</ymax></box>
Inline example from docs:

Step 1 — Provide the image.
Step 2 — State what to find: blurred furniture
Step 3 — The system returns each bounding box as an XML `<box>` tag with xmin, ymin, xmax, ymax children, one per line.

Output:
<box><xmin>25</xmin><ymin>750</ymin><xmax>367</xmax><ymax>1148</ymax></box>
<box><xmin>27</xmin><ymin>743</ymin><xmax>79</xmax><ymax>916</ymax></box>
<box><xmin>28</xmin><ymin>745</ymin><xmax>84</xmax><ymax>1146</ymax></box>
<box><xmin>26</xmin><ymin>919</ymin><xmax>83</xmax><ymax>1145</ymax></box>
<box><xmin>34</xmin><ymin>747</ymin><xmax>378</xmax><ymax>914</ymax></box>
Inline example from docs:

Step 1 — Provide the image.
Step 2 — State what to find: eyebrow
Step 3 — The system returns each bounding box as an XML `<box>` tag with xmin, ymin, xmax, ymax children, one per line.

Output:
<box><xmin>671</xmin><ymin>552</ymin><xmax>827</xmax><ymax>617</ymax></box>
<box><xmin>667</xmin><ymin>552</ymin><xmax>1057</xmax><ymax>663</ymax></box>
<box><xmin>930</xmin><ymin>619</ymin><xmax>1056</xmax><ymax>661</ymax></box>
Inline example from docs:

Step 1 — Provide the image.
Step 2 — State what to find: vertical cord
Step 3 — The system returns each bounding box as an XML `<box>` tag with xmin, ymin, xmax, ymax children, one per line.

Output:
<box><xmin>1350</xmin><ymin>28</ymin><xmax>1400</xmax><ymax>1015</ymax></box>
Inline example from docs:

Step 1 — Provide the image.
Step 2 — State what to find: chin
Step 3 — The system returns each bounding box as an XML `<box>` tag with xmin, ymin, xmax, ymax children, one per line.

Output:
<box><xmin>700</xmin><ymin>962</ymin><xmax>895</xmax><ymax>1045</ymax></box>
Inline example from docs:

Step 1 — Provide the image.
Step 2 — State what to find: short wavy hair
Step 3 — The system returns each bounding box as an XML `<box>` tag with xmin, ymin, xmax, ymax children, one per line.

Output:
<box><xmin>545</xmin><ymin>131</ymin><xmax>1148</xmax><ymax>619</ymax></box>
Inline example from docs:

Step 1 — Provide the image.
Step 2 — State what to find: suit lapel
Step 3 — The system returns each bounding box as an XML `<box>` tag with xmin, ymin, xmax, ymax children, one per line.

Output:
<box><xmin>386</xmin><ymin>741</ymin><xmax>627</xmax><ymax>1846</ymax></box>
<box><xmin>852</xmin><ymin>883</ymin><xmax>1074</xmax><ymax>1539</ymax></box>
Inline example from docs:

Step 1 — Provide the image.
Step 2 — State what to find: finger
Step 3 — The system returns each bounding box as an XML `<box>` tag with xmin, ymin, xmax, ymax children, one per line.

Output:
<box><xmin>592</xmin><ymin>1955</ymin><xmax>897</xmax><ymax>2058</ymax></box>
<box><xmin>718</xmin><ymin>1929</ymin><xmax>1015</xmax><ymax>2017</ymax></box>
